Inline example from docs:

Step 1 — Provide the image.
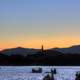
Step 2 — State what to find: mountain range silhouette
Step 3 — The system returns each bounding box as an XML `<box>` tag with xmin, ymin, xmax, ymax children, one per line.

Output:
<box><xmin>1</xmin><ymin>45</ymin><xmax>80</xmax><ymax>56</ymax></box>
<box><xmin>0</xmin><ymin>47</ymin><xmax>39</xmax><ymax>56</ymax></box>
<box><xmin>0</xmin><ymin>45</ymin><xmax>80</xmax><ymax>65</ymax></box>
<box><xmin>53</xmin><ymin>45</ymin><xmax>80</xmax><ymax>54</ymax></box>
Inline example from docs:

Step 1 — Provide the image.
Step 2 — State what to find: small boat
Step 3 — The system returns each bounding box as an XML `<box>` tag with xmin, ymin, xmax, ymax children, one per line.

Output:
<box><xmin>32</xmin><ymin>67</ymin><xmax>42</xmax><ymax>73</ymax></box>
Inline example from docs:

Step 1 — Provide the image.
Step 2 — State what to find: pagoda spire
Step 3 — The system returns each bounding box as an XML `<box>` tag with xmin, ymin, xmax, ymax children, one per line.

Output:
<box><xmin>41</xmin><ymin>45</ymin><xmax>44</xmax><ymax>52</ymax></box>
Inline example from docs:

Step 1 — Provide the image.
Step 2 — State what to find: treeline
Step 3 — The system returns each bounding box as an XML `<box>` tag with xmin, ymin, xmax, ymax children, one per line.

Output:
<box><xmin>0</xmin><ymin>50</ymin><xmax>80</xmax><ymax>66</ymax></box>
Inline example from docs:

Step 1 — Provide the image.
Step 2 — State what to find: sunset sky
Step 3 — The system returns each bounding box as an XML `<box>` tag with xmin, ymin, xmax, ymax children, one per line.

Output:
<box><xmin>0</xmin><ymin>0</ymin><xmax>80</xmax><ymax>49</ymax></box>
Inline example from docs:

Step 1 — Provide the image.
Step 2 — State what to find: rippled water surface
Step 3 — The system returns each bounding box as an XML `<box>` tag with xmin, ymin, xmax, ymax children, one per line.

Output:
<box><xmin>0</xmin><ymin>66</ymin><xmax>80</xmax><ymax>80</ymax></box>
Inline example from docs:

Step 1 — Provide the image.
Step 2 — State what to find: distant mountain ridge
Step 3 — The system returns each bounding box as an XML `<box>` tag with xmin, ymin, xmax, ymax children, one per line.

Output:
<box><xmin>0</xmin><ymin>45</ymin><xmax>80</xmax><ymax>65</ymax></box>
<box><xmin>53</xmin><ymin>45</ymin><xmax>80</xmax><ymax>54</ymax></box>
<box><xmin>0</xmin><ymin>45</ymin><xmax>80</xmax><ymax>56</ymax></box>
<box><xmin>0</xmin><ymin>47</ymin><xmax>39</xmax><ymax>56</ymax></box>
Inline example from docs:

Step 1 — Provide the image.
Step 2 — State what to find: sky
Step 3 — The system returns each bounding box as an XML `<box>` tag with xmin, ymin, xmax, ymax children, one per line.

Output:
<box><xmin>0</xmin><ymin>0</ymin><xmax>80</xmax><ymax>49</ymax></box>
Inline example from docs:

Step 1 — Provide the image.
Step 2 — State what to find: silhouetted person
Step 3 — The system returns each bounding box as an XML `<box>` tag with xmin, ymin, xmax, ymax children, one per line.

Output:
<box><xmin>43</xmin><ymin>74</ymin><xmax>53</xmax><ymax>80</ymax></box>
<box><xmin>75</xmin><ymin>72</ymin><xmax>80</xmax><ymax>80</ymax></box>
<box><xmin>50</xmin><ymin>69</ymin><xmax>55</xmax><ymax>80</ymax></box>
<box><xmin>53</xmin><ymin>68</ymin><xmax>57</xmax><ymax>74</ymax></box>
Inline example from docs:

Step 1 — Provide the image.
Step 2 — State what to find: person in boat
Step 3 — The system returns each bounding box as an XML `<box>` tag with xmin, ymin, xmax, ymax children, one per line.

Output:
<box><xmin>51</xmin><ymin>68</ymin><xmax>57</xmax><ymax>74</ymax></box>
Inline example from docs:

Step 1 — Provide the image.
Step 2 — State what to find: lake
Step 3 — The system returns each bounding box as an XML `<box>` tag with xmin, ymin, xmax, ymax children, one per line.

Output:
<box><xmin>0</xmin><ymin>66</ymin><xmax>80</xmax><ymax>80</ymax></box>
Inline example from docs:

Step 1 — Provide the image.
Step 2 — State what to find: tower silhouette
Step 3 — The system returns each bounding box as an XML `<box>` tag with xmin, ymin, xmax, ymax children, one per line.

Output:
<box><xmin>41</xmin><ymin>45</ymin><xmax>44</xmax><ymax>52</ymax></box>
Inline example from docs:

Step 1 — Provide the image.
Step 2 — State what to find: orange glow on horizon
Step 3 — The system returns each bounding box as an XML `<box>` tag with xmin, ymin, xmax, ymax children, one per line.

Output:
<box><xmin>0</xmin><ymin>37</ymin><xmax>80</xmax><ymax>50</ymax></box>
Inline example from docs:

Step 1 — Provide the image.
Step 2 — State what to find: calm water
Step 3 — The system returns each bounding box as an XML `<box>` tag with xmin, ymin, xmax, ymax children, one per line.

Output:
<box><xmin>0</xmin><ymin>66</ymin><xmax>80</xmax><ymax>80</ymax></box>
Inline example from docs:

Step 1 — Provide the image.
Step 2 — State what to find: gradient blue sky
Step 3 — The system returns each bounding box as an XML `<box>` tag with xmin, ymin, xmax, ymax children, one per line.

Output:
<box><xmin>0</xmin><ymin>0</ymin><xmax>80</xmax><ymax>49</ymax></box>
